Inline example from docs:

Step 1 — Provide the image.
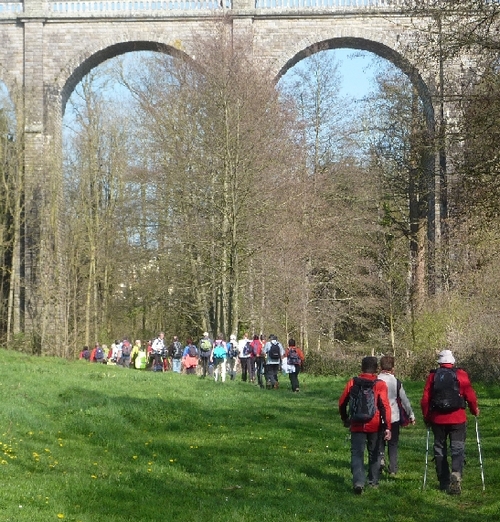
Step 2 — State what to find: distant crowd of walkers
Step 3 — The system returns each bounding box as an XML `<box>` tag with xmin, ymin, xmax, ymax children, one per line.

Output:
<box><xmin>79</xmin><ymin>331</ymin><xmax>305</xmax><ymax>391</ymax></box>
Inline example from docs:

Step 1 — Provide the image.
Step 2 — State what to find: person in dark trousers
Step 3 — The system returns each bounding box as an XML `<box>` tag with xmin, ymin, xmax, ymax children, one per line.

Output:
<box><xmin>339</xmin><ymin>356</ymin><xmax>391</xmax><ymax>494</ymax></box>
<box><xmin>377</xmin><ymin>355</ymin><xmax>415</xmax><ymax>476</ymax></box>
<box><xmin>284</xmin><ymin>339</ymin><xmax>305</xmax><ymax>392</ymax></box>
<box><xmin>421</xmin><ymin>349</ymin><xmax>479</xmax><ymax>495</ymax></box>
<box><xmin>198</xmin><ymin>332</ymin><xmax>213</xmax><ymax>378</ymax></box>
<box><xmin>263</xmin><ymin>334</ymin><xmax>284</xmax><ymax>389</ymax></box>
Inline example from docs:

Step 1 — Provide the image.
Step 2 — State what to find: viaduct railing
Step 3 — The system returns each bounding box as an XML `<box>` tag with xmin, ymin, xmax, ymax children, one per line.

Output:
<box><xmin>0</xmin><ymin>0</ymin><xmax>404</xmax><ymax>15</ymax></box>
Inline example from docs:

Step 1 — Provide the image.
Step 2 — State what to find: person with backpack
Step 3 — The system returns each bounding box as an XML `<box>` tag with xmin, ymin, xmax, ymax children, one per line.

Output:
<box><xmin>339</xmin><ymin>356</ymin><xmax>392</xmax><ymax>494</ymax></box>
<box><xmin>198</xmin><ymin>332</ymin><xmax>213</xmax><ymax>378</ymax></box>
<box><xmin>377</xmin><ymin>355</ymin><xmax>415</xmax><ymax>476</ymax></box>
<box><xmin>151</xmin><ymin>332</ymin><xmax>166</xmax><ymax>372</ymax></box>
<box><xmin>211</xmin><ymin>334</ymin><xmax>228</xmax><ymax>382</ymax></box>
<box><xmin>120</xmin><ymin>338</ymin><xmax>133</xmax><ymax>368</ymax></box>
<box><xmin>254</xmin><ymin>335</ymin><xmax>266</xmax><ymax>389</ymax></box>
<box><xmin>421</xmin><ymin>349</ymin><xmax>479</xmax><ymax>495</ymax></box>
<box><xmin>79</xmin><ymin>346</ymin><xmax>91</xmax><ymax>361</ymax></box>
<box><xmin>249</xmin><ymin>335</ymin><xmax>262</xmax><ymax>383</ymax></box>
<box><xmin>238</xmin><ymin>332</ymin><xmax>253</xmax><ymax>382</ymax></box>
<box><xmin>284</xmin><ymin>339</ymin><xmax>305</xmax><ymax>393</ymax></box>
<box><xmin>93</xmin><ymin>343</ymin><xmax>106</xmax><ymax>364</ymax></box>
<box><xmin>182</xmin><ymin>338</ymin><xmax>199</xmax><ymax>374</ymax></box>
<box><xmin>263</xmin><ymin>334</ymin><xmax>284</xmax><ymax>389</ymax></box>
<box><xmin>226</xmin><ymin>334</ymin><xmax>239</xmax><ymax>380</ymax></box>
<box><xmin>169</xmin><ymin>336</ymin><xmax>184</xmax><ymax>374</ymax></box>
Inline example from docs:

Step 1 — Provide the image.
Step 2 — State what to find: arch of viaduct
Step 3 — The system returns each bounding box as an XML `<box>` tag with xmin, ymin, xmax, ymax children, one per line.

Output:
<box><xmin>0</xmin><ymin>0</ymin><xmax>457</xmax><ymax>346</ymax></box>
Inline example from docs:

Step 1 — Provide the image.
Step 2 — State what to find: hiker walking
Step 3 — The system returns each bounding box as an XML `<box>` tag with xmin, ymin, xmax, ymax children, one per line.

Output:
<box><xmin>198</xmin><ymin>332</ymin><xmax>213</xmax><ymax>378</ymax></box>
<box><xmin>226</xmin><ymin>334</ymin><xmax>239</xmax><ymax>380</ymax></box>
<box><xmin>421</xmin><ymin>349</ymin><xmax>479</xmax><ymax>495</ymax></box>
<box><xmin>169</xmin><ymin>336</ymin><xmax>184</xmax><ymax>374</ymax></box>
<box><xmin>211</xmin><ymin>334</ymin><xmax>228</xmax><ymax>382</ymax></box>
<box><xmin>238</xmin><ymin>332</ymin><xmax>252</xmax><ymax>382</ymax></box>
<box><xmin>339</xmin><ymin>356</ymin><xmax>392</xmax><ymax>494</ymax></box>
<box><xmin>377</xmin><ymin>355</ymin><xmax>415</xmax><ymax>476</ymax></box>
<box><xmin>151</xmin><ymin>332</ymin><xmax>166</xmax><ymax>372</ymax></box>
<box><xmin>263</xmin><ymin>334</ymin><xmax>284</xmax><ymax>389</ymax></box>
<box><xmin>284</xmin><ymin>339</ymin><xmax>305</xmax><ymax>393</ymax></box>
<box><xmin>182</xmin><ymin>338</ymin><xmax>199</xmax><ymax>375</ymax></box>
<box><xmin>254</xmin><ymin>335</ymin><xmax>266</xmax><ymax>389</ymax></box>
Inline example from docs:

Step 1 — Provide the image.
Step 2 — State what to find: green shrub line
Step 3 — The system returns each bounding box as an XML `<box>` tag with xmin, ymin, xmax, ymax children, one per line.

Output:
<box><xmin>0</xmin><ymin>349</ymin><xmax>497</xmax><ymax>522</ymax></box>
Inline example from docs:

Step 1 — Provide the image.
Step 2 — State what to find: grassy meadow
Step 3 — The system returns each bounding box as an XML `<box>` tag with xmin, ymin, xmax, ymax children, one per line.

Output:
<box><xmin>0</xmin><ymin>349</ymin><xmax>498</xmax><ymax>522</ymax></box>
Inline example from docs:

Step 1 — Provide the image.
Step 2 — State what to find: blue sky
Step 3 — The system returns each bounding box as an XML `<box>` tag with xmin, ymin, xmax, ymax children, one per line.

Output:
<box><xmin>333</xmin><ymin>48</ymin><xmax>378</xmax><ymax>99</ymax></box>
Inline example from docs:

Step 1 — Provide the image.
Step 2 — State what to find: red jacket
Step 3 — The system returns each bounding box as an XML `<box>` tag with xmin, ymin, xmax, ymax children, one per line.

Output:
<box><xmin>421</xmin><ymin>364</ymin><xmax>479</xmax><ymax>424</ymax></box>
<box><xmin>339</xmin><ymin>373</ymin><xmax>391</xmax><ymax>433</ymax></box>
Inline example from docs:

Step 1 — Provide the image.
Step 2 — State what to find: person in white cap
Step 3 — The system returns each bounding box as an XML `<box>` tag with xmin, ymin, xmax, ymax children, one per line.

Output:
<box><xmin>421</xmin><ymin>349</ymin><xmax>479</xmax><ymax>495</ymax></box>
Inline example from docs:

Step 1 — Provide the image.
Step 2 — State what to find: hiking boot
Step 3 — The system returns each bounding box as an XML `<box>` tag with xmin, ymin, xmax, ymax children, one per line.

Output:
<box><xmin>353</xmin><ymin>485</ymin><xmax>363</xmax><ymax>495</ymax></box>
<box><xmin>449</xmin><ymin>472</ymin><xmax>462</xmax><ymax>495</ymax></box>
<box><xmin>274</xmin><ymin>382</ymin><xmax>279</xmax><ymax>389</ymax></box>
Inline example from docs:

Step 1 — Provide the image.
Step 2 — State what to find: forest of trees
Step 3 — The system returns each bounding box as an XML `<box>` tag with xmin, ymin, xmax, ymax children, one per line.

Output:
<box><xmin>2</xmin><ymin>5</ymin><xmax>500</xmax><ymax>380</ymax></box>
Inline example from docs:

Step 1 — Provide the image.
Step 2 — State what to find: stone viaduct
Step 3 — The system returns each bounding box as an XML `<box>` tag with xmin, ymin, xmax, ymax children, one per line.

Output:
<box><xmin>0</xmin><ymin>0</ymin><xmax>456</xmax><ymax>347</ymax></box>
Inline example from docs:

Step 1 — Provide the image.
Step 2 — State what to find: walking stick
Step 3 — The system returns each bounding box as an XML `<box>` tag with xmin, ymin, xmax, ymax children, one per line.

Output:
<box><xmin>423</xmin><ymin>426</ymin><xmax>430</xmax><ymax>490</ymax></box>
<box><xmin>475</xmin><ymin>416</ymin><xmax>485</xmax><ymax>491</ymax></box>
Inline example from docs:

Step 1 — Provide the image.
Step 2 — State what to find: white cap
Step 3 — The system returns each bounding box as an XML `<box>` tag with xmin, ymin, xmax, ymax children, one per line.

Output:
<box><xmin>203</xmin><ymin>332</ymin><xmax>209</xmax><ymax>337</ymax></box>
<box><xmin>230</xmin><ymin>334</ymin><xmax>236</xmax><ymax>341</ymax></box>
<box><xmin>438</xmin><ymin>350</ymin><xmax>455</xmax><ymax>365</ymax></box>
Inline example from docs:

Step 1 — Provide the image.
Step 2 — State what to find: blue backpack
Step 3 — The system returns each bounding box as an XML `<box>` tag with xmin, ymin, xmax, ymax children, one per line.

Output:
<box><xmin>213</xmin><ymin>342</ymin><xmax>226</xmax><ymax>360</ymax></box>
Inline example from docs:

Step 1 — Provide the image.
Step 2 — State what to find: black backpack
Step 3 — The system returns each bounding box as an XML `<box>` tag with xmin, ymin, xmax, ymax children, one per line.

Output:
<box><xmin>349</xmin><ymin>377</ymin><xmax>378</xmax><ymax>423</ymax></box>
<box><xmin>430</xmin><ymin>367</ymin><xmax>465</xmax><ymax>413</ymax></box>
<box><xmin>227</xmin><ymin>342</ymin><xmax>238</xmax><ymax>359</ymax></box>
<box><xmin>268</xmin><ymin>342</ymin><xmax>281</xmax><ymax>361</ymax></box>
<box><xmin>172</xmin><ymin>341</ymin><xmax>183</xmax><ymax>359</ymax></box>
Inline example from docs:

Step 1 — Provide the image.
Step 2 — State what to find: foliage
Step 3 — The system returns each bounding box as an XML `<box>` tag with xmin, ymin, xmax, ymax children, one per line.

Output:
<box><xmin>0</xmin><ymin>349</ymin><xmax>498</xmax><ymax>522</ymax></box>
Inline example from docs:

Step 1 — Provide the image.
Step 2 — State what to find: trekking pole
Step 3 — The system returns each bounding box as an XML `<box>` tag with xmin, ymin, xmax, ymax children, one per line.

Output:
<box><xmin>475</xmin><ymin>416</ymin><xmax>485</xmax><ymax>491</ymax></box>
<box><xmin>423</xmin><ymin>426</ymin><xmax>430</xmax><ymax>490</ymax></box>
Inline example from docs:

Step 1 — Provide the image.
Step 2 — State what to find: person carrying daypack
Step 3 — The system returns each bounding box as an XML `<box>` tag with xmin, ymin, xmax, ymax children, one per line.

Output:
<box><xmin>238</xmin><ymin>333</ymin><xmax>253</xmax><ymax>383</ymax></box>
<box><xmin>339</xmin><ymin>356</ymin><xmax>391</xmax><ymax>494</ymax></box>
<box><xmin>169</xmin><ymin>336</ymin><xmax>184</xmax><ymax>374</ymax></box>
<box><xmin>182</xmin><ymin>338</ymin><xmax>199</xmax><ymax>375</ymax></box>
<box><xmin>94</xmin><ymin>343</ymin><xmax>105</xmax><ymax>363</ymax></box>
<box><xmin>226</xmin><ymin>334</ymin><xmax>239</xmax><ymax>381</ymax></box>
<box><xmin>377</xmin><ymin>356</ymin><xmax>416</xmax><ymax>476</ymax></box>
<box><xmin>211</xmin><ymin>336</ymin><xmax>228</xmax><ymax>383</ymax></box>
<box><xmin>421</xmin><ymin>350</ymin><xmax>479</xmax><ymax>495</ymax></box>
<box><xmin>264</xmin><ymin>335</ymin><xmax>284</xmax><ymax>389</ymax></box>
<box><xmin>284</xmin><ymin>339</ymin><xmax>305</xmax><ymax>392</ymax></box>
<box><xmin>120</xmin><ymin>339</ymin><xmax>132</xmax><ymax>368</ymax></box>
<box><xmin>198</xmin><ymin>332</ymin><xmax>213</xmax><ymax>378</ymax></box>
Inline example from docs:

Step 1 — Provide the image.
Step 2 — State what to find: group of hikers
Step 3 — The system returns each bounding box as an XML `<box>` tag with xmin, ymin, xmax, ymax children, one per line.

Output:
<box><xmin>79</xmin><ymin>331</ymin><xmax>305</xmax><ymax>391</ymax></box>
<box><xmin>339</xmin><ymin>350</ymin><xmax>479</xmax><ymax>496</ymax></box>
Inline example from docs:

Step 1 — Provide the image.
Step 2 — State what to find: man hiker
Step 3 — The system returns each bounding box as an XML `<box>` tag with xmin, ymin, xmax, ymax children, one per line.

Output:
<box><xmin>339</xmin><ymin>356</ymin><xmax>391</xmax><ymax>494</ymax></box>
<box><xmin>198</xmin><ymin>332</ymin><xmax>213</xmax><ymax>378</ymax></box>
<box><xmin>421</xmin><ymin>349</ymin><xmax>479</xmax><ymax>495</ymax></box>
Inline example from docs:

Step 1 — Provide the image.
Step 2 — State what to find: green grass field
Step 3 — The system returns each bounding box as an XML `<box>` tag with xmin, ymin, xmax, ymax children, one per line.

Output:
<box><xmin>0</xmin><ymin>349</ymin><xmax>498</xmax><ymax>522</ymax></box>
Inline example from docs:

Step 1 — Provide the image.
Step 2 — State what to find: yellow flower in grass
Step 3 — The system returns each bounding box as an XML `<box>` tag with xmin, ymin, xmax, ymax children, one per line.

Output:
<box><xmin>57</xmin><ymin>514</ymin><xmax>65</xmax><ymax>519</ymax></box>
